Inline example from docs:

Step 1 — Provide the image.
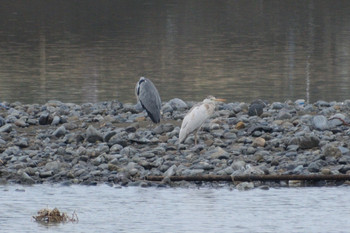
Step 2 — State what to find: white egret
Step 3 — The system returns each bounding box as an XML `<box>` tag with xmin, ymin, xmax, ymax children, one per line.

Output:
<box><xmin>178</xmin><ymin>96</ymin><xmax>225</xmax><ymax>145</ymax></box>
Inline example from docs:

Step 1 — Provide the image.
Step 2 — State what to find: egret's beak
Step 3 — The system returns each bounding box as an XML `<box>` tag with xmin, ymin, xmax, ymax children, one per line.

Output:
<box><xmin>214</xmin><ymin>98</ymin><xmax>226</xmax><ymax>102</ymax></box>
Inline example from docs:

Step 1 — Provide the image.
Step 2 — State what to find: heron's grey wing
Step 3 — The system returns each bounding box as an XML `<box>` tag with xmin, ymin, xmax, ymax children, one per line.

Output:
<box><xmin>139</xmin><ymin>79</ymin><xmax>162</xmax><ymax>123</ymax></box>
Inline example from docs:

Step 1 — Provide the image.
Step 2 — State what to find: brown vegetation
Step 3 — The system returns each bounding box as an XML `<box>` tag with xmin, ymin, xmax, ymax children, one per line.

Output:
<box><xmin>33</xmin><ymin>208</ymin><xmax>78</xmax><ymax>224</ymax></box>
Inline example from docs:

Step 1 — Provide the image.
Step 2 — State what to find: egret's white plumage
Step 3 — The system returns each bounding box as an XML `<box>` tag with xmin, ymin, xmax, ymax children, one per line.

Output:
<box><xmin>179</xmin><ymin>96</ymin><xmax>225</xmax><ymax>145</ymax></box>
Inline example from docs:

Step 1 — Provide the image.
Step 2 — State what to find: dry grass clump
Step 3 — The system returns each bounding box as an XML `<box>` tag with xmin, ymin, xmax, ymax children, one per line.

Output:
<box><xmin>33</xmin><ymin>208</ymin><xmax>78</xmax><ymax>224</ymax></box>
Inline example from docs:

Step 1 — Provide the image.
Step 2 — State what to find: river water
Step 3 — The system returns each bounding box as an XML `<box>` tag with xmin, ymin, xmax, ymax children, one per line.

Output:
<box><xmin>1</xmin><ymin>184</ymin><xmax>350</xmax><ymax>233</ymax></box>
<box><xmin>0</xmin><ymin>1</ymin><xmax>350</xmax><ymax>104</ymax></box>
<box><xmin>1</xmin><ymin>2</ymin><xmax>350</xmax><ymax>232</ymax></box>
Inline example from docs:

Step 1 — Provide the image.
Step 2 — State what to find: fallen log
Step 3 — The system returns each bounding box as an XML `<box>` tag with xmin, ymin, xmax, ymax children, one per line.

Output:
<box><xmin>145</xmin><ymin>174</ymin><xmax>350</xmax><ymax>182</ymax></box>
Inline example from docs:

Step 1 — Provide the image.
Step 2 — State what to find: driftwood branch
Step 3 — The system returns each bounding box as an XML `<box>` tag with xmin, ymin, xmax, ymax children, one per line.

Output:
<box><xmin>145</xmin><ymin>174</ymin><xmax>350</xmax><ymax>182</ymax></box>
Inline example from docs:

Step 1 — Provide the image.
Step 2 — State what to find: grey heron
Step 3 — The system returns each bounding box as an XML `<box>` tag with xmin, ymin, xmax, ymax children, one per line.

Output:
<box><xmin>178</xmin><ymin>96</ymin><xmax>225</xmax><ymax>145</ymax></box>
<box><xmin>135</xmin><ymin>77</ymin><xmax>162</xmax><ymax>124</ymax></box>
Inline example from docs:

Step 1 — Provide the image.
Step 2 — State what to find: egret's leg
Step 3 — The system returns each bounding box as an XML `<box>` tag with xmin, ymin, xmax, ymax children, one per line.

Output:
<box><xmin>194</xmin><ymin>131</ymin><xmax>198</xmax><ymax>145</ymax></box>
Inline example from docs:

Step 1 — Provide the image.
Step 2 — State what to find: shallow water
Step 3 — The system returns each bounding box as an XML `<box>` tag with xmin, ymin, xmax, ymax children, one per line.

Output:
<box><xmin>1</xmin><ymin>1</ymin><xmax>350</xmax><ymax>104</ymax></box>
<box><xmin>1</xmin><ymin>184</ymin><xmax>350</xmax><ymax>233</ymax></box>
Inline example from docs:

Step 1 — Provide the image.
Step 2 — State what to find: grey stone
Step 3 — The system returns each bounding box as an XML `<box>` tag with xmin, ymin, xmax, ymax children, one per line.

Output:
<box><xmin>168</xmin><ymin>98</ymin><xmax>187</xmax><ymax>110</ymax></box>
<box><xmin>299</xmin><ymin>134</ymin><xmax>320</xmax><ymax>149</ymax></box>
<box><xmin>20</xmin><ymin>172</ymin><xmax>35</xmax><ymax>185</ymax></box>
<box><xmin>322</xmin><ymin>145</ymin><xmax>342</xmax><ymax>158</ymax></box>
<box><xmin>308</xmin><ymin>161</ymin><xmax>320</xmax><ymax>172</ymax></box>
<box><xmin>120</xmin><ymin>146</ymin><xmax>137</xmax><ymax>156</ymax></box>
<box><xmin>108</xmin><ymin>133</ymin><xmax>128</xmax><ymax>147</ymax></box>
<box><xmin>271</xmin><ymin>102</ymin><xmax>284</xmax><ymax>110</ymax></box>
<box><xmin>39</xmin><ymin>111</ymin><xmax>51</xmax><ymax>125</ymax></box>
<box><xmin>0</xmin><ymin>124</ymin><xmax>12</xmax><ymax>133</ymax></box>
<box><xmin>339</xmin><ymin>165</ymin><xmax>350</xmax><ymax>174</ymax></box>
<box><xmin>248</xmin><ymin>102</ymin><xmax>264</xmax><ymax>116</ymax></box>
<box><xmin>15</xmin><ymin>119</ymin><xmax>27</xmax><ymax>127</ymax></box>
<box><xmin>231</xmin><ymin>160</ymin><xmax>246</xmax><ymax>171</ymax></box>
<box><xmin>338</xmin><ymin>146</ymin><xmax>350</xmax><ymax>155</ymax></box>
<box><xmin>311</xmin><ymin>115</ymin><xmax>328</xmax><ymax>130</ymax></box>
<box><xmin>315</xmin><ymin>100</ymin><xmax>330</xmax><ymax>107</ymax></box>
<box><xmin>161</xmin><ymin>103</ymin><xmax>173</xmax><ymax>114</ymax></box>
<box><xmin>86</xmin><ymin>125</ymin><xmax>103</xmax><ymax>143</ymax></box>
<box><xmin>14</xmin><ymin>138</ymin><xmax>29</xmax><ymax>148</ymax></box>
<box><xmin>154</xmin><ymin>123</ymin><xmax>175</xmax><ymax>135</ymax></box>
<box><xmin>51</xmin><ymin>115</ymin><xmax>61</xmax><ymax>125</ymax></box>
<box><xmin>236</xmin><ymin>182</ymin><xmax>254</xmax><ymax>191</ymax></box>
<box><xmin>45</xmin><ymin>161</ymin><xmax>61</xmax><ymax>173</ymax></box>
<box><xmin>277</xmin><ymin>110</ymin><xmax>292</xmax><ymax>120</ymax></box>
<box><xmin>53</xmin><ymin>125</ymin><xmax>66</xmax><ymax>137</ymax></box>
<box><xmin>104</xmin><ymin>131</ymin><xmax>117</xmax><ymax>142</ymax></box>
<box><xmin>208</xmin><ymin>147</ymin><xmax>229</xmax><ymax>160</ymax></box>
<box><xmin>0</xmin><ymin>116</ymin><xmax>5</xmax><ymax>127</ymax></box>
<box><xmin>39</xmin><ymin>171</ymin><xmax>53</xmax><ymax>178</ymax></box>
<box><xmin>164</xmin><ymin>164</ymin><xmax>177</xmax><ymax>178</ymax></box>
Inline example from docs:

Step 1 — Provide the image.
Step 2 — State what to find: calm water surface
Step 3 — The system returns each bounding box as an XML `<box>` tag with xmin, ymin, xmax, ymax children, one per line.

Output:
<box><xmin>0</xmin><ymin>1</ymin><xmax>350</xmax><ymax>104</ymax></box>
<box><xmin>1</xmin><ymin>184</ymin><xmax>350</xmax><ymax>233</ymax></box>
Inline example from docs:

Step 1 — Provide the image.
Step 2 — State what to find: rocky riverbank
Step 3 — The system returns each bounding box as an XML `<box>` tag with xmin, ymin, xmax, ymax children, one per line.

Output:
<box><xmin>1</xmin><ymin>98</ymin><xmax>350</xmax><ymax>189</ymax></box>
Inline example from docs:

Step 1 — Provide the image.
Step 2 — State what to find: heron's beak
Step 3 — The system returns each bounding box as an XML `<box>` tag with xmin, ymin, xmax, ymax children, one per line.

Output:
<box><xmin>214</xmin><ymin>98</ymin><xmax>226</xmax><ymax>102</ymax></box>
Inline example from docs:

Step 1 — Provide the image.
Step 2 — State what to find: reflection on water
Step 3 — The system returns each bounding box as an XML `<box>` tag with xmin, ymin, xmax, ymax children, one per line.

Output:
<box><xmin>0</xmin><ymin>1</ymin><xmax>350</xmax><ymax>104</ymax></box>
<box><xmin>1</xmin><ymin>184</ymin><xmax>350</xmax><ymax>233</ymax></box>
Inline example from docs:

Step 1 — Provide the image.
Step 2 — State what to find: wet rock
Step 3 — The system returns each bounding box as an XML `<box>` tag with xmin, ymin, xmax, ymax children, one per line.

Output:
<box><xmin>252</xmin><ymin>137</ymin><xmax>265</xmax><ymax>147</ymax></box>
<box><xmin>103</xmin><ymin>131</ymin><xmax>117</xmax><ymax>143</ymax></box>
<box><xmin>163</xmin><ymin>165</ymin><xmax>177</xmax><ymax>178</ymax></box>
<box><xmin>248</xmin><ymin>100</ymin><xmax>266</xmax><ymax>116</ymax></box>
<box><xmin>153</xmin><ymin>123</ymin><xmax>175</xmax><ymax>135</ymax></box>
<box><xmin>277</xmin><ymin>110</ymin><xmax>292</xmax><ymax>120</ymax></box>
<box><xmin>0</xmin><ymin>124</ymin><xmax>12</xmax><ymax>133</ymax></box>
<box><xmin>299</xmin><ymin>134</ymin><xmax>320</xmax><ymax>149</ymax></box>
<box><xmin>45</xmin><ymin>161</ymin><xmax>61</xmax><ymax>173</ymax></box>
<box><xmin>108</xmin><ymin>132</ymin><xmax>128</xmax><ymax>147</ymax></box>
<box><xmin>120</xmin><ymin>146</ymin><xmax>137</xmax><ymax>157</ymax></box>
<box><xmin>308</xmin><ymin>161</ymin><xmax>320</xmax><ymax>172</ymax></box>
<box><xmin>20</xmin><ymin>172</ymin><xmax>35</xmax><ymax>185</ymax></box>
<box><xmin>0</xmin><ymin>116</ymin><xmax>5</xmax><ymax>127</ymax></box>
<box><xmin>235</xmin><ymin>122</ymin><xmax>245</xmax><ymax>130</ymax></box>
<box><xmin>86</xmin><ymin>125</ymin><xmax>103</xmax><ymax>143</ymax></box>
<box><xmin>247</xmin><ymin>124</ymin><xmax>273</xmax><ymax>135</ymax></box>
<box><xmin>51</xmin><ymin>115</ymin><xmax>61</xmax><ymax>125</ymax></box>
<box><xmin>328</xmin><ymin>114</ymin><xmax>347</xmax><ymax>128</ymax></box>
<box><xmin>14</xmin><ymin>138</ymin><xmax>29</xmax><ymax>148</ymax></box>
<box><xmin>15</xmin><ymin>119</ymin><xmax>27</xmax><ymax>127</ymax></box>
<box><xmin>271</xmin><ymin>102</ymin><xmax>284</xmax><ymax>110</ymax></box>
<box><xmin>338</xmin><ymin>146</ymin><xmax>350</xmax><ymax>155</ymax></box>
<box><xmin>236</xmin><ymin>182</ymin><xmax>254</xmax><ymax>191</ymax></box>
<box><xmin>168</xmin><ymin>98</ymin><xmax>187</xmax><ymax>110</ymax></box>
<box><xmin>339</xmin><ymin>165</ymin><xmax>350</xmax><ymax>174</ymax></box>
<box><xmin>39</xmin><ymin>171</ymin><xmax>53</xmax><ymax>178</ymax></box>
<box><xmin>39</xmin><ymin>111</ymin><xmax>51</xmax><ymax>125</ymax></box>
<box><xmin>3</xmin><ymin>99</ymin><xmax>350</xmax><ymax>188</ymax></box>
<box><xmin>53</xmin><ymin>126</ymin><xmax>66</xmax><ymax>138</ymax></box>
<box><xmin>208</xmin><ymin>147</ymin><xmax>229</xmax><ymax>160</ymax></box>
<box><xmin>311</xmin><ymin>115</ymin><xmax>328</xmax><ymax>130</ymax></box>
<box><xmin>315</xmin><ymin>100</ymin><xmax>330</xmax><ymax>107</ymax></box>
<box><xmin>161</xmin><ymin>103</ymin><xmax>173</xmax><ymax>114</ymax></box>
<box><xmin>323</xmin><ymin>145</ymin><xmax>342</xmax><ymax>158</ymax></box>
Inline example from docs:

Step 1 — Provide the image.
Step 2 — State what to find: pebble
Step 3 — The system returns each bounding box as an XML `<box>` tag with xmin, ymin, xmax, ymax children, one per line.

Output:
<box><xmin>0</xmin><ymin>99</ymin><xmax>349</xmax><ymax>189</ymax></box>
<box><xmin>248</xmin><ymin>100</ymin><xmax>266</xmax><ymax>116</ymax></box>
<box><xmin>252</xmin><ymin>137</ymin><xmax>266</xmax><ymax>147</ymax></box>
<box><xmin>86</xmin><ymin>125</ymin><xmax>103</xmax><ymax>143</ymax></box>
